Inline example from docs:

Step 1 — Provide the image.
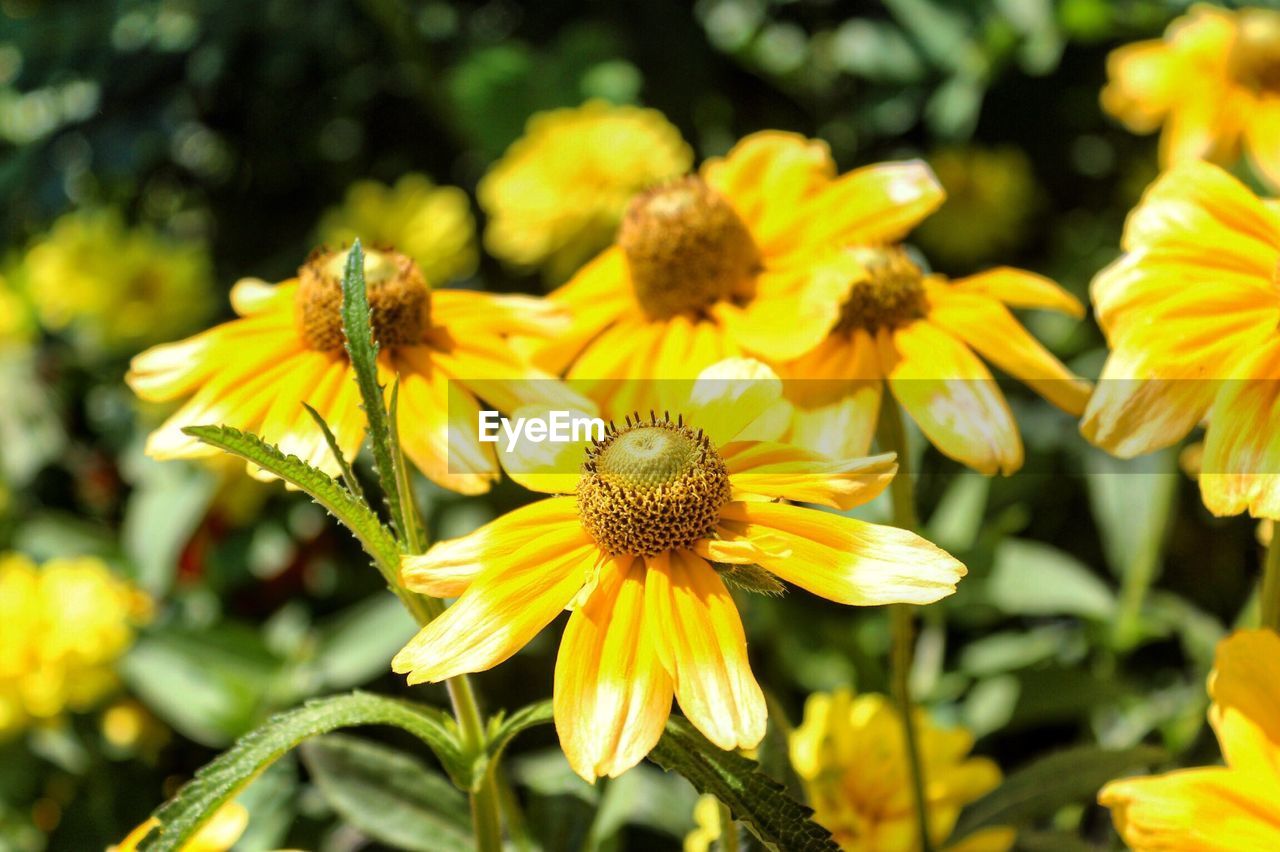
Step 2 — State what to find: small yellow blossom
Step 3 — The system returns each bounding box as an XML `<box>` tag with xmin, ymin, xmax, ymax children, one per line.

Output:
<box><xmin>915</xmin><ymin>147</ymin><xmax>1036</xmax><ymax>270</ymax></box>
<box><xmin>684</xmin><ymin>795</ymin><xmax>726</xmax><ymax>852</ymax></box>
<box><xmin>479</xmin><ymin>100</ymin><xmax>693</xmax><ymax>280</ymax></box>
<box><xmin>0</xmin><ymin>273</ymin><xmax>36</xmax><ymax>347</ymax></box>
<box><xmin>111</xmin><ymin>801</ymin><xmax>249</xmax><ymax>852</ymax></box>
<box><xmin>0</xmin><ymin>553</ymin><xmax>150</xmax><ymax>738</ymax></box>
<box><xmin>17</xmin><ymin>209</ymin><xmax>213</xmax><ymax>355</ymax></box>
<box><xmin>317</xmin><ymin>173</ymin><xmax>478</xmax><ymax>285</ymax></box>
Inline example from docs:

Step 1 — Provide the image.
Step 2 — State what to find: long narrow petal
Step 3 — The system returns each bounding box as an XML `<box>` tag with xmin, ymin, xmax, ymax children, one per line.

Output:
<box><xmin>1199</xmin><ymin>338</ymin><xmax>1280</xmax><ymax>518</ymax></box>
<box><xmin>947</xmin><ymin>267</ymin><xmax>1084</xmax><ymax>317</ymax></box>
<box><xmin>536</xmin><ymin>247</ymin><xmax>635</xmax><ymax>374</ymax></box>
<box><xmin>718</xmin><ymin>501</ymin><xmax>966</xmax><ymax>605</ymax></box>
<box><xmin>1208</xmin><ymin>629</ymin><xmax>1280</xmax><ymax>784</ymax></box>
<box><xmin>721</xmin><ymin>442</ymin><xmax>896</xmax><ymax>510</ymax></box>
<box><xmin>555</xmin><ymin>556</ymin><xmax>674</xmax><ymax>781</ymax></box>
<box><xmin>792</xmin><ymin>160</ymin><xmax>945</xmax><ymax>252</ymax></box>
<box><xmin>644</xmin><ymin>550</ymin><xmax>766</xmax><ymax>751</ymax></box>
<box><xmin>783</xmin><ymin>329</ymin><xmax>884</xmax><ymax>459</ymax></box>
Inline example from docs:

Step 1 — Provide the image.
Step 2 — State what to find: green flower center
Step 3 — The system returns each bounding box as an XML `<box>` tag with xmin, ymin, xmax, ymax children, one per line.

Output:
<box><xmin>834</xmin><ymin>247</ymin><xmax>928</xmax><ymax>335</ymax></box>
<box><xmin>296</xmin><ymin>246</ymin><xmax>431</xmax><ymax>351</ymax></box>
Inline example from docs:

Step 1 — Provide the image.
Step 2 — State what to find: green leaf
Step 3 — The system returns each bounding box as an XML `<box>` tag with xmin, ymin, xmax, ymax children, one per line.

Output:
<box><xmin>476</xmin><ymin>700</ymin><xmax>554</xmax><ymax>792</ymax></box>
<box><xmin>987</xmin><ymin>538</ymin><xmax>1116</xmax><ymax>621</ymax></box>
<box><xmin>302</xmin><ymin>401</ymin><xmax>367</xmax><ymax>504</ymax></box>
<box><xmin>121</xmin><ymin>456</ymin><xmax>217</xmax><ymax>595</ymax></box>
<box><xmin>180</xmin><ymin>424</ymin><xmax>400</xmax><ymax>578</ymax></box>
<box><xmin>313</xmin><ymin>595</ymin><xmax>418</xmax><ymax>690</ymax></box>
<box><xmin>300</xmin><ymin>734</ymin><xmax>472</xmax><ymax>852</ymax></box>
<box><xmin>648</xmin><ymin>717</ymin><xmax>839</xmax><ymax>852</ymax></box>
<box><xmin>136</xmin><ymin>692</ymin><xmax>467</xmax><ymax>852</ymax></box>
<box><xmin>339</xmin><ymin>239</ymin><xmax>407</xmax><ymax>539</ymax></box>
<box><xmin>951</xmin><ymin>744</ymin><xmax>1165</xmax><ymax>842</ymax></box>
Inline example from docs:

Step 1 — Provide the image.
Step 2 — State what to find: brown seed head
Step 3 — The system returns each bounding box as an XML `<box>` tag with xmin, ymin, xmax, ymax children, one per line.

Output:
<box><xmin>295</xmin><ymin>247</ymin><xmax>430</xmax><ymax>351</ymax></box>
<box><xmin>834</xmin><ymin>246</ymin><xmax>928</xmax><ymax>335</ymax></box>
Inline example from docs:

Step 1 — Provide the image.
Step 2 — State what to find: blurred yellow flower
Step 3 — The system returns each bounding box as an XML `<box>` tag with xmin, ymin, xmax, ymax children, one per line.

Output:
<box><xmin>1102</xmin><ymin>5</ymin><xmax>1280</xmax><ymax>188</ymax></box>
<box><xmin>17</xmin><ymin>209</ymin><xmax>213</xmax><ymax>355</ymax></box>
<box><xmin>127</xmin><ymin>246</ymin><xmax>583</xmax><ymax>494</ymax></box>
<box><xmin>0</xmin><ymin>553</ymin><xmax>150</xmax><ymax>738</ymax></box>
<box><xmin>317</xmin><ymin>173</ymin><xmax>478</xmax><ymax>285</ymax></box>
<box><xmin>915</xmin><ymin>147</ymin><xmax>1036</xmax><ymax>270</ymax></box>
<box><xmin>1081</xmin><ymin>161</ymin><xmax>1280</xmax><ymax>518</ymax></box>
<box><xmin>393</xmin><ymin>359</ymin><xmax>965</xmax><ymax>781</ymax></box>
<box><xmin>791</xmin><ymin>689</ymin><xmax>1013</xmax><ymax>852</ymax></box>
<box><xmin>479</xmin><ymin>100</ymin><xmax>693</xmax><ymax>280</ymax></box>
<box><xmin>536</xmin><ymin>131</ymin><xmax>953</xmax><ymax>418</ymax></box>
<box><xmin>1099</xmin><ymin>629</ymin><xmax>1280</xmax><ymax>850</ymax></box>
<box><xmin>111</xmin><ymin>801</ymin><xmax>248</xmax><ymax>852</ymax></box>
<box><xmin>684</xmin><ymin>795</ymin><xmax>726</xmax><ymax>852</ymax></box>
<box><xmin>0</xmin><ymin>273</ymin><xmax>36</xmax><ymax>347</ymax></box>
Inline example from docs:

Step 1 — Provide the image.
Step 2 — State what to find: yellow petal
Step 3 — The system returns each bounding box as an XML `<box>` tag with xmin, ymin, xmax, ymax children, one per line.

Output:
<box><xmin>1246</xmin><ymin>99</ymin><xmax>1280</xmax><ymax>192</ymax></box>
<box><xmin>946</xmin><ymin>267</ymin><xmax>1084</xmax><ymax>318</ymax></box>
<box><xmin>945</xmin><ymin>826</ymin><xmax>1016</xmax><ymax>852</ymax></box>
<box><xmin>429</xmin><ymin>328</ymin><xmax>596</xmax><ymax>417</ymax></box>
<box><xmin>782</xmin><ymin>330</ymin><xmax>884</xmax><ymax>459</ymax></box>
<box><xmin>1199</xmin><ymin>339</ymin><xmax>1280</xmax><ymax>518</ymax></box>
<box><xmin>1208</xmin><ymin>629</ymin><xmax>1280</xmax><ymax>784</ymax></box>
<box><xmin>684</xmin><ymin>358</ymin><xmax>787</xmax><ymax>447</ymax></box>
<box><xmin>791</xmin><ymin>159</ymin><xmax>945</xmax><ymax>251</ymax></box>
<box><xmin>554</xmin><ymin>556</ymin><xmax>674</xmax><ymax>781</ymax></box>
<box><xmin>229</xmin><ymin>277</ymin><xmax>293</xmax><ymax>316</ymax></box>
<box><xmin>536</xmin><ymin>247</ymin><xmax>634</xmax><ymax>374</ymax></box>
<box><xmin>719</xmin><ymin>501</ymin><xmax>966</xmax><ymax>606</ymax></box>
<box><xmin>493</xmin><ymin>403</ymin><xmax>598</xmax><ymax>495</ymax></box>
<box><xmin>644</xmin><ymin>550</ymin><xmax>766</xmax><ymax>752</ymax></box>
<box><xmin>712</xmin><ymin>271</ymin><xmax>839</xmax><ymax>362</ymax></box>
<box><xmin>430</xmin><ymin>288</ymin><xmax>572</xmax><ymax>339</ymax></box>
<box><xmin>721</xmin><ymin>441</ymin><xmax>896</xmax><ymax>510</ymax></box>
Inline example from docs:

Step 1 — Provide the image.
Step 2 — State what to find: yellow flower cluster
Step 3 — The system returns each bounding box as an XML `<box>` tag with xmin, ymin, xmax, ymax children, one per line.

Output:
<box><xmin>17</xmin><ymin>209</ymin><xmax>213</xmax><ymax>355</ymax></box>
<box><xmin>317</xmin><ymin>173</ymin><xmax>478</xmax><ymax>285</ymax></box>
<box><xmin>0</xmin><ymin>553</ymin><xmax>150</xmax><ymax>738</ymax></box>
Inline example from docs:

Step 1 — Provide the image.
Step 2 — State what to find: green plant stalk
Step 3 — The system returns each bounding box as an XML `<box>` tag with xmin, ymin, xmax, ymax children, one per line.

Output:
<box><xmin>878</xmin><ymin>400</ymin><xmax>935</xmax><ymax>852</ymax></box>
<box><xmin>1262</xmin><ymin>530</ymin><xmax>1280</xmax><ymax>633</ymax></box>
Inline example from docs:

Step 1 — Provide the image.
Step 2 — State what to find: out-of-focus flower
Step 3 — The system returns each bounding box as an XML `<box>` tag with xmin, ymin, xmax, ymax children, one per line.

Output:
<box><xmin>127</xmin><ymin>246</ymin><xmax>585</xmax><ymax>494</ymax></box>
<box><xmin>479</xmin><ymin>100</ymin><xmax>693</xmax><ymax>280</ymax></box>
<box><xmin>791</xmin><ymin>689</ymin><xmax>1013</xmax><ymax>852</ymax></box>
<box><xmin>111</xmin><ymin>801</ymin><xmax>249</xmax><ymax>852</ymax></box>
<box><xmin>914</xmin><ymin>147</ymin><xmax>1036</xmax><ymax>270</ymax></box>
<box><xmin>317</xmin><ymin>174</ymin><xmax>478</xmax><ymax>285</ymax></box>
<box><xmin>101</xmin><ymin>698</ymin><xmax>170</xmax><ymax>756</ymax></box>
<box><xmin>684</xmin><ymin>795</ymin><xmax>726</xmax><ymax>852</ymax></box>
<box><xmin>1099</xmin><ymin>629</ymin><xmax>1280</xmax><ymax>850</ymax></box>
<box><xmin>17</xmin><ymin>209</ymin><xmax>213</xmax><ymax>355</ymax></box>
<box><xmin>1081</xmin><ymin>161</ymin><xmax>1280</xmax><ymax>518</ymax></box>
<box><xmin>1102</xmin><ymin>5</ymin><xmax>1280</xmax><ymax>188</ymax></box>
<box><xmin>0</xmin><ymin>553</ymin><xmax>150</xmax><ymax>738</ymax></box>
<box><xmin>536</xmin><ymin>131</ymin><xmax>953</xmax><ymax>418</ymax></box>
<box><xmin>393</xmin><ymin>359</ymin><xmax>965</xmax><ymax>781</ymax></box>
<box><xmin>0</xmin><ymin>273</ymin><xmax>36</xmax><ymax>347</ymax></box>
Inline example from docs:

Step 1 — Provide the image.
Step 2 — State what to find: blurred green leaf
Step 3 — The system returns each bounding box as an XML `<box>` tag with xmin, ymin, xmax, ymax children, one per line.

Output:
<box><xmin>0</xmin><ymin>351</ymin><xmax>64</xmax><ymax>487</ymax></box>
<box><xmin>987</xmin><ymin>539</ymin><xmax>1116</xmax><ymax>620</ymax></box>
<box><xmin>122</xmin><ymin>457</ymin><xmax>216</xmax><ymax>595</ymax></box>
<box><xmin>314</xmin><ymin>594</ymin><xmax>417</xmax><ymax>690</ymax></box>
<box><xmin>589</xmin><ymin>763</ymin><xmax>698</xmax><ymax>846</ymax></box>
<box><xmin>926</xmin><ymin>474</ymin><xmax>990</xmax><ymax>552</ymax></box>
<box><xmin>300</xmin><ymin>734</ymin><xmax>472</xmax><ymax>852</ymax></box>
<box><xmin>232</xmin><ymin>758</ymin><xmax>297</xmax><ymax>852</ymax></box>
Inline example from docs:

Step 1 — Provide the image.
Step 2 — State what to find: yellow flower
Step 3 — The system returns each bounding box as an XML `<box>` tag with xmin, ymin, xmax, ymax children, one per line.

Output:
<box><xmin>791</xmin><ymin>689</ymin><xmax>1014</xmax><ymax>852</ymax></box>
<box><xmin>393</xmin><ymin>359</ymin><xmax>967</xmax><ymax>781</ymax></box>
<box><xmin>914</xmin><ymin>146</ymin><xmax>1036</xmax><ymax>270</ymax></box>
<box><xmin>1081</xmin><ymin>161</ymin><xmax>1280</xmax><ymax>518</ymax></box>
<box><xmin>18</xmin><ymin>209</ymin><xmax>213</xmax><ymax>354</ymax></box>
<box><xmin>479</xmin><ymin>100</ymin><xmax>692</xmax><ymax>280</ymax></box>
<box><xmin>0</xmin><ymin>273</ymin><xmax>36</xmax><ymax>347</ymax></box>
<box><xmin>0</xmin><ymin>553</ymin><xmax>149</xmax><ymax>738</ymax></box>
<box><xmin>127</xmin><ymin>246</ymin><xmax>585</xmax><ymax>494</ymax></box>
<box><xmin>317</xmin><ymin>173</ymin><xmax>478</xmax><ymax>284</ymax></box>
<box><xmin>684</xmin><ymin>795</ymin><xmax>726</xmax><ymax>852</ymax></box>
<box><xmin>1099</xmin><ymin>629</ymin><xmax>1280</xmax><ymax>850</ymax></box>
<box><xmin>111</xmin><ymin>801</ymin><xmax>249</xmax><ymax>852</ymax></box>
<box><xmin>1102</xmin><ymin>5</ymin><xmax>1280</xmax><ymax>188</ymax></box>
<box><xmin>535</xmin><ymin>131</ymin><xmax>955</xmax><ymax>419</ymax></box>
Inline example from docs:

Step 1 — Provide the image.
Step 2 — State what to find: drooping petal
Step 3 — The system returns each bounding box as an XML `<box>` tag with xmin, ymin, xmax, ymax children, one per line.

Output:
<box><xmin>1245</xmin><ymin>99</ymin><xmax>1280</xmax><ymax>192</ymax></box>
<box><xmin>721</xmin><ymin>442</ymin><xmax>896</xmax><ymax>510</ymax></box>
<box><xmin>684</xmin><ymin>358</ymin><xmax>787</xmax><ymax>447</ymax></box>
<box><xmin>1208</xmin><ymin>629</ymin><xmax>1280</xmax><ymax>784</ymax></box>
<box><xmin>644</xmin><ymin>550</ymin><xmax>766</xmax><ymax>752</ymax></box>
<box><xmin>430</xmin><ymin>288</ymin><xmax>572</xmax><ymax>339</ymax></box>
<box><xmin>945</xmin><ymin>267</ymin><xmax>1084</xmax><ymax>318</ymax></box>
<box><xmin>782</xmin><ymin>329</ymin><xmax>884</xmax><ymax>459</ymax></box>
<box><xmin>789</xmin><ymin>160</ymin><xmax>945</xmax><ymax>252</ymax></box>
<box><xmin>718</xmin><ymin>501</ymin><xmax>966</xmax><ymax>605</ymax></box>
<box><xmin>1199</xmin><ymin>338</ymin><xmax>1280</xmax><ymax>519</ymax></box>
<box><xmin>229</xmin><ymin>277</ymin><xmax>295</xmax><ymax>316</ymax></box>
<box><xmin>554</xmin><ymin>556</ymin><xmax>674</xmax><ymax>780</ymax></box>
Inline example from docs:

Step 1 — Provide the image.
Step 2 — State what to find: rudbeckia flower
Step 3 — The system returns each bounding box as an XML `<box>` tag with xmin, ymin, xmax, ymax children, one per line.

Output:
<box><xmin>1099</xmin><ymin>629</ymin><xmax>1280</xmax><ymax>850</ymax></box>
<box><xmin>533</xmin><ymin>132</ymin><xmax>947</xmax><ymax>417</ymax></box>
<box><xmin>393</xmin><ymin>360</ymin><xmax>966</xmax><ymax>780</ymax></box>
<box><xmin>790</xmin><ymin>689</ymin><xmax>1014</xmax><ymax>852</ymax></box>
<box><xmin>1081</xmin><ymin>161</ymin><xmax>1280</xmax><ymax>518</ymax></box>
<box><xmin>1102</xmin><ymin>5</ymin><xmax>1280</xmax><ymax>188</ymax></box>
<box><xmin>127</xmin><ymin>246</ymin><xmax>582</xmax><ymax>494</ymax></box>
<box><xmin>780</xmin><ymin>247</ymin><xmax>1090</xmax><ymax>475</ymax></box>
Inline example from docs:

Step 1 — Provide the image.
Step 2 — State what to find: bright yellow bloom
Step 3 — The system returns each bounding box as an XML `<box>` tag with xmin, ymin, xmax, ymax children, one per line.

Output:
<box><xmin>1099</xmin><ymin>629</ymin><xmax>1280</xmax><ymax>850</ymax></box>
<box><xmin>479</xmin><ymin>100</ymin><xmax>692</xmax><ymax>280</ymax></box>
<box><xmin>393</xmin><ymin>359</ymin><xmax>966</xmax><ymax>781</ymax></box>
<box><xmin>127</xmin><ymin>246</ymin><xmax>584</xmax><ymax>494</ymax></box>
<box><xmin>684</xmin><ymin>795</ymin><xmax>726</xmax><ymax>852</ymax></box>
<box><xmin>535</xmin><ymin>131</ymin><xmax>956</xmax><ymax>419</ymax></box>
<box><xmin>0</xmin><ymin>553</ymin><xmax>149</xmax><ymax>738</ymax></box>
<box><xmin>111</xmin><ymin>801</ymin><xmax>248</xmax><ymax>852</ymax></box>
<box><xmin>1081</xmin><ymin>161</ymin><xmax>1280</xmax><ymax>518</ymax></box>
<box><xmin>791</xmin><ymin>689</ymin><xmax>1014</xmax><ymax>852</ymax></box>
<box><xmin>1102</xmin><ymin>5</ymin><xmax>1280</xmax><ymax>188</ymax></box>
<box><xmin>17</xmin><ymin>209</ymin><xmax>213</xmax><ymax>354</ymax></box>
<box><xmin>317</xmin><ymin>173</ymin><xmax>478</xmax><ymax>284</ymax></box>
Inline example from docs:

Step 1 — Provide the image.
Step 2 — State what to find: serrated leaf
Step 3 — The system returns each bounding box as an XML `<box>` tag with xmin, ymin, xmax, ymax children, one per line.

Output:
<box><xmin>136</xmin><ymin>692</ymin><xmax>467</xmax><ymax>852</ymax></box>
<box><xmin>181</xmin><ymin>424</ymin><xmax>399</xmax><ymax>577</ymax></box>
<box><xmin>648</xmin><ymin>717</ymin><xmax>839</xmax><ymax>852</ymax></box>
<box><xmin>300</xmin><ymin>734</ymin><xmax>472</xmax><ymax>852</ymax></box>
<box><xmin>475</xmin><ymin>700</ymin><xmax>554</xmax><ymax>792</ymax></box>
<box><xmin>302</xmin><ymin>401</ymin><xmax>367</xmax><ymax>504</ymax></box>
<box><xmin>950</xmin><ymin>744</ymin><xmax>1165</xmax><ymax>843</ymax></box>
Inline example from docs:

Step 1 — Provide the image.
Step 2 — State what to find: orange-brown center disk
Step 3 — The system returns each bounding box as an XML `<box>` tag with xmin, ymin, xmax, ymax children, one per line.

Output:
<box><xmin>834</xmin><ymin>246</ymin><xmax>928</xmax><ymax>335</ymax></box>
<box><xmin>295</xmin><ymin>247</ymin><xmax>431</xmax><ymax>351</ymax></box>
<box><xmin>576</xmin><ymin>414</ymin><xmax>731</xmax><ymax>557</ymax></box>
<box><xmin>619</xmin><ymin>176</ymin><xmax>761</xmax><ymax>319</ymax></box>
<box><xmin>1229</xmin><ymin>10</ymin><xmax>1280</xmax><ymax>94</ymax></box>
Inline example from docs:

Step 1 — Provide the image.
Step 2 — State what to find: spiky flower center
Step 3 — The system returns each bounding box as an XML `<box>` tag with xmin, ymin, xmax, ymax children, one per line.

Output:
<box><xmin>619</xmin><ymin>176</ymin><xmax>761</xmax><ymax>320</ymax></box>
<box><xmin>1229</xmin><ymin>9</ymin><xmax>1280</xmax><ymax>94</ymax></box>
<box><xmin>295</xmin><ymin>247</ymin><xmax>430</xmax><ymax>351</ymax></box>
<box><xmin>834</xmin><ymin>247</ymin><xmax>928</xmax><ymax>335</ymax></box>
<box><xmin>577</xmin><ymin>414</ymin><xmax>731</xmax><ymax>557</ymax></box>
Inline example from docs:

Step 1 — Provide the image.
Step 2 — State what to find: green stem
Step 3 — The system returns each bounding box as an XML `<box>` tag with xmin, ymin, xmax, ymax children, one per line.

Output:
<box><xmin>1262</xmin><ymin>530</ymin><xmax>1280</xmax><ymax>633</ymax></box>
<box><xmin>878</xmin><ymin>401</ymin><xmax>935</xmax><ymax>852</ymax></box>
